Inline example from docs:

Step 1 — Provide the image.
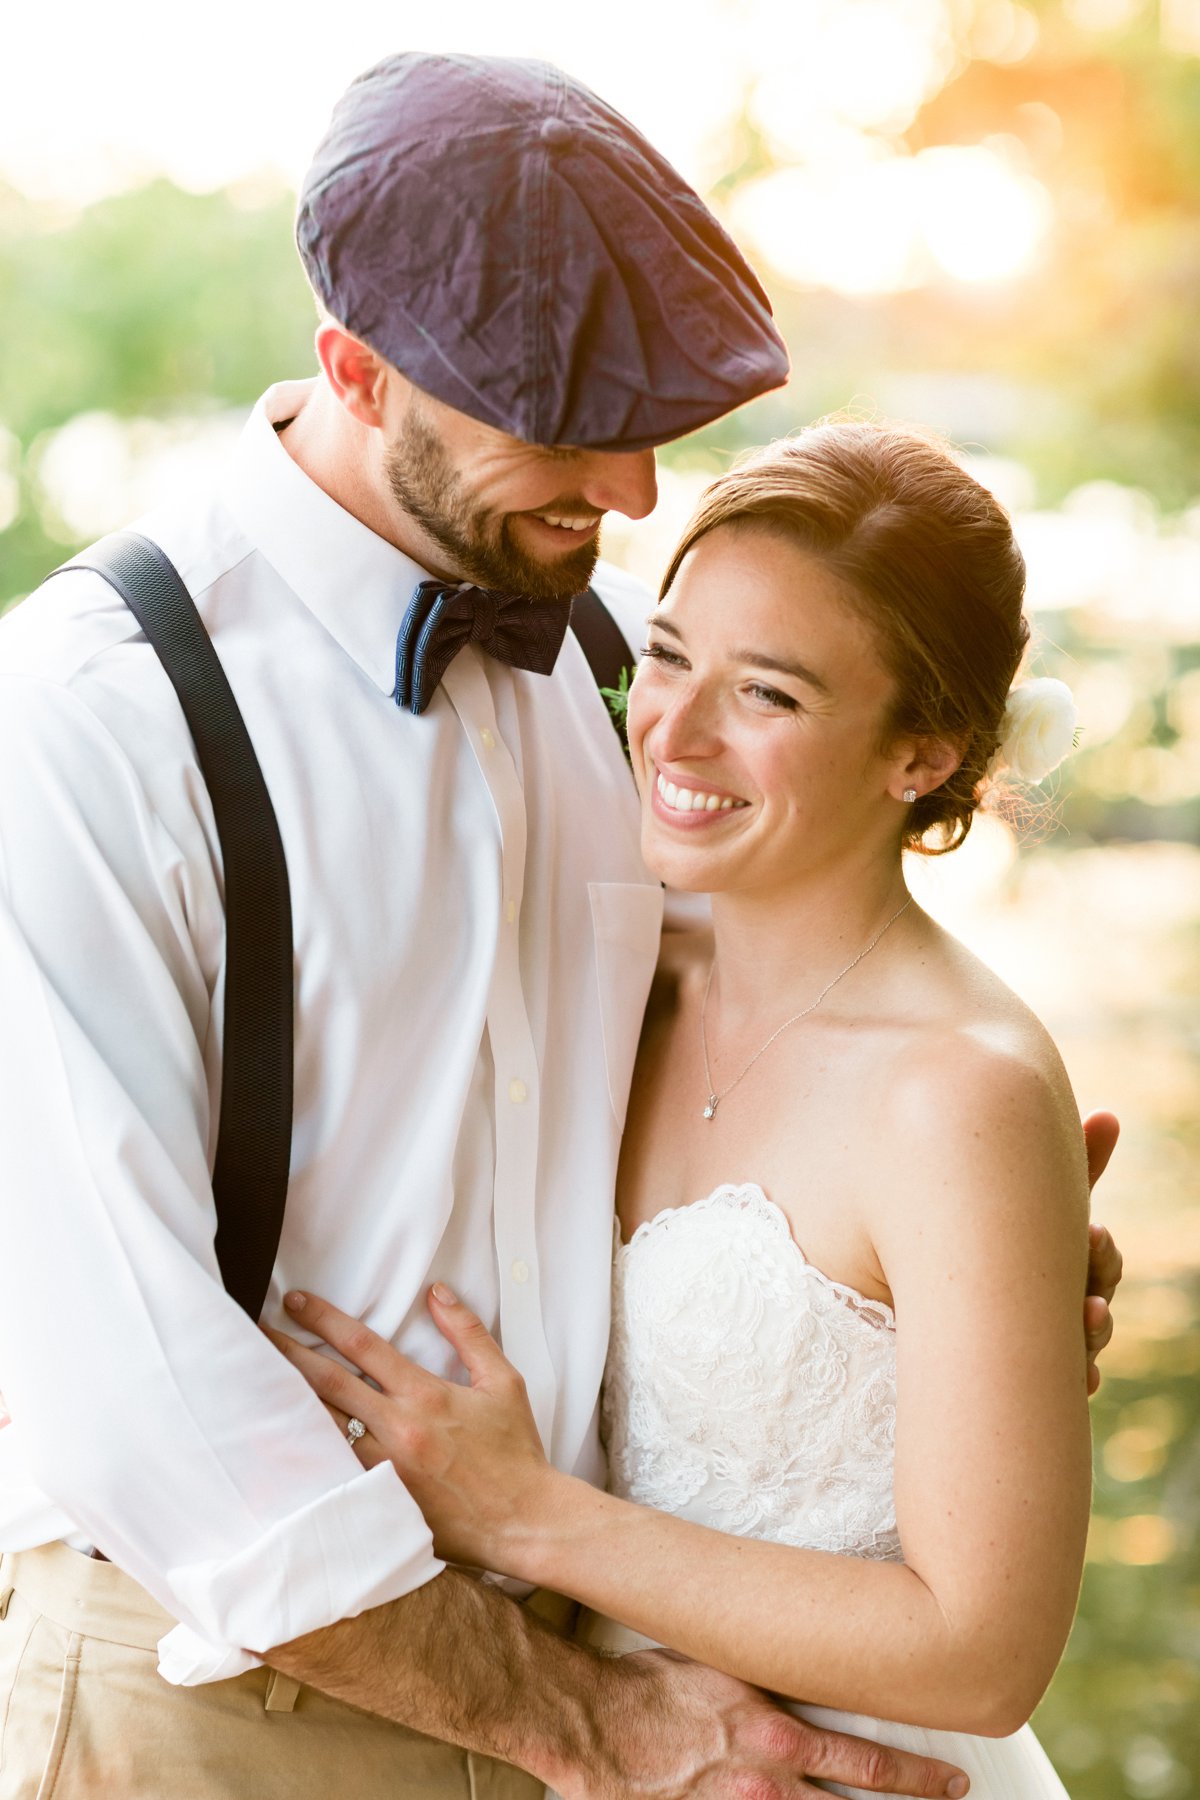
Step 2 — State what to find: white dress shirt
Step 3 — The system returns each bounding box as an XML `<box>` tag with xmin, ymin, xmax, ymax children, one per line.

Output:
<box><xmin>0</xmin><ymin>381</ymin><xmax>663</xmax><ymax>1684</ymax></box>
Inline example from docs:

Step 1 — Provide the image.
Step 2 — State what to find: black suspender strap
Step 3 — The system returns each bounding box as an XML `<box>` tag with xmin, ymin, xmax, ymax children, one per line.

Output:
<box><xmin>48</xmin><ymin>532</ymin><xmax>294</xmax><ymax>1322</ymax></box>
<box><xmin>571</xmin><ymin>586</ymin><xmax>636</xmax><ymax>745</ymax></box>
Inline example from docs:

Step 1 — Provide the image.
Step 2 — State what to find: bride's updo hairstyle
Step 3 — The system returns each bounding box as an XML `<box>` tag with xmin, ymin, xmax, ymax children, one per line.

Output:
<box><xmin>659</xmin><ymin>420</ymin><xmax>1030</xmax><ymax>855</ymax></box>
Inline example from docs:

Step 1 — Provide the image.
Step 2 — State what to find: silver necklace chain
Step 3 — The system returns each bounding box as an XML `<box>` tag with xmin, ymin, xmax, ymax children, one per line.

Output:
<box><xmin>699</xmin><ymin>896</ymin><xmax>913</xmax><ymax>1120</ymax></box>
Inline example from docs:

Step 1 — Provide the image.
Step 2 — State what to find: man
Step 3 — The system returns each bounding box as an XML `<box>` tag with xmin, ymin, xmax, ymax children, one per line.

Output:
<box><xmin>0</xmin><ymin>52</ymin><xmax>1119</xmax><ymax>1800</ymax></box>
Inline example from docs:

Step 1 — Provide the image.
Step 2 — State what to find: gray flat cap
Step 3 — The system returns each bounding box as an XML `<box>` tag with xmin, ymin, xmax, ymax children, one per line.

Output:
<box><xmin>296</xmin><ymin>53</ymin><xmax>790</xmax><ymax>450</ymax></box>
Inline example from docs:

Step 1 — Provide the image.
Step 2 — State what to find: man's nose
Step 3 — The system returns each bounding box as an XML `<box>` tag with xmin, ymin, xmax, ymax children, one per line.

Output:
<box><xmin>582</xmin><ymin>450</ymin><xmax>658</xmax><ymax>521</ymax></box>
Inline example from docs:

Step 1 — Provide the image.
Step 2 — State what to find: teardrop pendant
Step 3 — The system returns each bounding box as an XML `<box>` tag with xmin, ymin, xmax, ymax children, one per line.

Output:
<box><xmin>703</xmin><ymin>1096</ymin><xmax>718</xmax><ymax>1120</ymax></box>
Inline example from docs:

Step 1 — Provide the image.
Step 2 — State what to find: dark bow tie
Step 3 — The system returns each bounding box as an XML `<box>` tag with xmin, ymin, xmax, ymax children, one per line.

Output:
<box><xmin>393</xmin><ymin>579</ymin><xmax>573</xmax><ymax>716</ymax></box>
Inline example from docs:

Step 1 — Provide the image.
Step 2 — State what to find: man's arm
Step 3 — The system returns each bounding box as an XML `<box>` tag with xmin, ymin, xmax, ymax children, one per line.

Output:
<box><xmin>268</xmin><ymin>1568</ymin><xmax>970</xmax><ymax>1800</ymax></box>
<box><xmin>0</xmin><ymin>668</ymin><xmax>441</xmax><ymax>1679</ymax></box>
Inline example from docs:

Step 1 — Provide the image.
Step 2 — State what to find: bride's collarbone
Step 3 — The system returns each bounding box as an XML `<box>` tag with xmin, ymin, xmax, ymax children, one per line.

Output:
<box><xmin>620</xmin><ymin>1104</ymin><xmax>886</xmax><ymax>1288</ymax></box>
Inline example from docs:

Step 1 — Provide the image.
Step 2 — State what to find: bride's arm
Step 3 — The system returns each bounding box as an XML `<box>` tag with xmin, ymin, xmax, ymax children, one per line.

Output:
<box><xmin>276</xmin><ymin>1038</ymin><xmax>1092</xmax><ymax>1739</ymax></box>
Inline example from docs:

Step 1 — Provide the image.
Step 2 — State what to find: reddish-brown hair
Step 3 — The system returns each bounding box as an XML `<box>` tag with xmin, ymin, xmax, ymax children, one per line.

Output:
<box><xmin>660</xmin><ymin>420</ymin><xmax>1030</xmax><ymax>854</ymax></box>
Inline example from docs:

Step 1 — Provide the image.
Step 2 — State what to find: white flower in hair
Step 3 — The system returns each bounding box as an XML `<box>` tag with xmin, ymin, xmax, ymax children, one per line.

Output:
<box><xmin>992</xmin><ymin>677</ymin><xmax>1078</xmax><ymax>784</ymax></box>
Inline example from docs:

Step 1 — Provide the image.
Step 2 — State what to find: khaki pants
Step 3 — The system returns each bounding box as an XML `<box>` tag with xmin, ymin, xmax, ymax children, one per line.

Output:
<box><xmin>0</xmin><ymin>1545</ymin><xmax>560</xmax><ymax>1799</ymax></box>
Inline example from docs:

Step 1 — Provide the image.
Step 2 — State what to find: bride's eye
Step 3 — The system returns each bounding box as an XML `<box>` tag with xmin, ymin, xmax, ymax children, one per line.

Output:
<box><xmin>640</xmin><ymin>642</ymin><xmax>688</xmax><ymax>668</ymax></box>
<box><xmin>747</xmin><ymin>682</ymin><xmax>798</xmax><ymax>711</ymax></box>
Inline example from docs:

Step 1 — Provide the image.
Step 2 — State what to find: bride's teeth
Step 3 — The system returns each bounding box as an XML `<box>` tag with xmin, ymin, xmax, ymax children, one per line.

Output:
<box><xmin>654</xmin><ymin>769</ymin><xmax>741</xmax><ymax>815</ymax></box>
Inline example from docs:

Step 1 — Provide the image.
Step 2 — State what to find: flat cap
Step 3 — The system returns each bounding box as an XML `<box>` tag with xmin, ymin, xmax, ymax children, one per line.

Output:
<box><xmin>296</xmin><ymin>53</ymin><xmax>790</xmax><ymax>451</ymax></box>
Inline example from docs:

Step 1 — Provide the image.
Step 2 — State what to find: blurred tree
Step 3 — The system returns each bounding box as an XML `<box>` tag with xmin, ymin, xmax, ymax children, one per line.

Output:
<box><xmin>0</xmin><ymin>178</ymin><xmax>315</xmax><ymax>601</ymax></box>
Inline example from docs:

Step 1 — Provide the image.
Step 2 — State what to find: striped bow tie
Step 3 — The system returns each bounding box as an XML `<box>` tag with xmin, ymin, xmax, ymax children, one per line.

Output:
<box><xmin>393</xmin><ymin>579</ymin><xmax>573</xmax><ymax>716</ymax></box>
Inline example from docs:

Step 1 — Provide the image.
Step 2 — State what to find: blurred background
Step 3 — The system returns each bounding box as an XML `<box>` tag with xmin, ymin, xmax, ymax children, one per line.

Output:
<box><xmin>1</xmin><ymin>1</ymin><xmax>1196</xmax><ymax>1792</ymax></box>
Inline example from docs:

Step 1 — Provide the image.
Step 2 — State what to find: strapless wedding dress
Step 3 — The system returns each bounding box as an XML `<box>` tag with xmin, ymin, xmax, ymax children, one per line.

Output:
<box><xmin>582</xmin><ymin>1182</ymin><xmax>1070</xmax><ymax>1800</ymax></box>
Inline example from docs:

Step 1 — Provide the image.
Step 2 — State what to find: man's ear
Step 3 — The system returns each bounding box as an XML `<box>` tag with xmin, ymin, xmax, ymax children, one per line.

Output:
<box><xmin>315</xmin><ymin>323</ymin><xmax>393</xmax><ymax>429</ymax></box>
<box><xmin>887</xmin><ymin>735</ymin><xmax>964</xmax><ymax>805</ymax></box>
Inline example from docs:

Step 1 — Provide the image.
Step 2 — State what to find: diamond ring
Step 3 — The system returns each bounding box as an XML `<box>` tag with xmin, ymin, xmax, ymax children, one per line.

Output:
<box><xmin>345</xmin><ymin>1416</ymin><xmax>366</xmax><ymax>1446</ymax></box>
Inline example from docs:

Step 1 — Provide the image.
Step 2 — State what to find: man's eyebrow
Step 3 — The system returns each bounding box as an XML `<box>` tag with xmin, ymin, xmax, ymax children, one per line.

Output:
<box><xmin>645</xmin><ymin>613</ymin><xmax>831</xmax><ymax>696</ymax></box>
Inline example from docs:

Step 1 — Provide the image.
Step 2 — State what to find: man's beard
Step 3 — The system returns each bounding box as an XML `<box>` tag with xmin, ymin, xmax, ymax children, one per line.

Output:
<box><xmin>385</xmin><ymin>412</ymin><xmax>600</xmax><ymax>602</ymax></box>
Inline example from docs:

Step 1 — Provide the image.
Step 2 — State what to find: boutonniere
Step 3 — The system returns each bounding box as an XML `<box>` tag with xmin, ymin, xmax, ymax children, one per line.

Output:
<box><xmin>599</xmin><ymin>666</ymin><xmax>634</xmax><ymax>761</ymax></box>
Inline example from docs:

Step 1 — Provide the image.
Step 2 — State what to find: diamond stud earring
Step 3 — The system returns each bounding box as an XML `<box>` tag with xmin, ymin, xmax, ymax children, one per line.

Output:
<box><xmin>903</xmin><ymin>788</ymin><xmax>917</xmax><ymax>803</ymax></box>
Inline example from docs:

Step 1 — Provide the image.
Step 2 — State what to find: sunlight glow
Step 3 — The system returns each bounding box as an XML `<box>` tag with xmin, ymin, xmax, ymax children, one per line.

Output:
<box><xmin>917</xmin><ymin>142</ymin><xmax>1052</xmax><ymax>280</ymax></box>
<box><xmin>750</xmin><ymin>0</ymin><xmax>957</xmax><ymax>145</ymax></box>
<box><xmin>733</xmin><ymin>141</ymin><xmax>1051</xmax><ymax>296</ymax></box>
<box><xmin>969</xmin><ymin>0</ymin><xmax>1040</xmax><ymax>63</ymax></box>
<box><xmin>1064</xmin><ymin>0</ymin><xmax>1147</xmax><ymax>31</ymax></box>
<box><xmin>732</xmin><ymin>157</ymin><xmax>923</xmax><ymax>295</ymax></box>
<box><xmin>0</xmin><ymin>0</ymin><xmax>745</xmax><ymax>206</ymax></box>
<box><xmin>1162</xmin><ymin>0</ymin><xmax>1200</xmax><ymax>52</ymax></box>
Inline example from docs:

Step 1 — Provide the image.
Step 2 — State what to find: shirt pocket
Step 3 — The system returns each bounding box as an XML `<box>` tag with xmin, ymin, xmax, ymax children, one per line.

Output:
<box><xmin>588</xmin><ymin>881</ymin><xmax>664</xmax><ymax>1129</ymax></box>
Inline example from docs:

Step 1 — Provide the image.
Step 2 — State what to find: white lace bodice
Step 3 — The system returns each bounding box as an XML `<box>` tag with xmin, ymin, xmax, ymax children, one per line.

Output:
<box><xmin>602</xmin><ymin>1183</ymin><xmax>902</xmax><ymax>1562</ymax></box>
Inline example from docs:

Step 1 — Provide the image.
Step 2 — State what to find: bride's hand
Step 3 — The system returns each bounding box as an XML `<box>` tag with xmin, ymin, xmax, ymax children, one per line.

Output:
<box><xmin>267</xmin><ymin>1286</ymin><xmax>554</xmax><ymax>1574</ymax></box>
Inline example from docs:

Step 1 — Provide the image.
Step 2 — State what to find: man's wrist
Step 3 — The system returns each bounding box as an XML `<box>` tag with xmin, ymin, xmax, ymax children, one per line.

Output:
<box><xmin>266</xmin><ymin>1564</ymin><xmax>632</xmax><ymax>1784</ymax></box>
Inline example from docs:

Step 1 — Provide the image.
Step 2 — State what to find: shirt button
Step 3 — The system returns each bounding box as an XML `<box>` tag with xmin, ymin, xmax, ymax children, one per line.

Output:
<box><xmin>511</xmin><ymin>1259</ymin><xmax>530</xmax><ymax>1284</ymax></box>
<box><xmin>505</xmin><ymin>899</ymin><xmax>517</xmax><ymax>925</ymax></box>
<box><xmin>508</xmin><ymin>1078</ymin><xmax>528</xmax><ymax>1105</ymax></box>
<box><xmin>480</xmin><ymin>727</ymin><xmax>496</xmax><ymax>750</ymax></box>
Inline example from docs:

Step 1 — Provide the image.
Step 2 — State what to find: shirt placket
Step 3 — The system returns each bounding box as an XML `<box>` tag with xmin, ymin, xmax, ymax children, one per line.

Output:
<box><xmin>439</xmin><ymin>654</ymin><xmax>558</xmax><ymax>1451</ymax></box>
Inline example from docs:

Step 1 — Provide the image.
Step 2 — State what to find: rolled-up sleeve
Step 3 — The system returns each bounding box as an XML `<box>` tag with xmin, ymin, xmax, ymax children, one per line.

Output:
<box><xmin>0</xmin><ymin>673</ymin><xmax>443</xmax><ymax>1683</ymax></box>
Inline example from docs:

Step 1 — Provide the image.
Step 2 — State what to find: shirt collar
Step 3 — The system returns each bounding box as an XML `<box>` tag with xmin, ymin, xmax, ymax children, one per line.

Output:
<box><xmin>221</xmin><ymin>379</ymin><xmax>431</xmax><ymax>696</ymax></box>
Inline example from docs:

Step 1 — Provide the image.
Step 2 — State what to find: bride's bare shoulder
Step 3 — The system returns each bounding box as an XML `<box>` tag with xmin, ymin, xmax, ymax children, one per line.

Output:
<box><xmin>893</xmin><ymin>920</ymin><xmax>1083</xmax><ymax>1160</ymax></box>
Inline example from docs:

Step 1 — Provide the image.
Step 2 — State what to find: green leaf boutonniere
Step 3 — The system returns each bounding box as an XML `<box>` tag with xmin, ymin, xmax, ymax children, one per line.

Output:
<box><xmin>599</xmin><ymin>665</ymin><xmax>634</xmax><ymax>754</ymax></box>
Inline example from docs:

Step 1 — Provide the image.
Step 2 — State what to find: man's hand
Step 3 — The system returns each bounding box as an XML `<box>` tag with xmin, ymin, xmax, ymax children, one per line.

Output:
<box><xmin>268</xmin><ymin>1567</ymin><xmax>969</xmax><ymax>1800</ymax></box>
<box><xmin>1082</xmin><ymin>1111</ymin><xmax>1123</xmax><ymax>1395</ymax></box>
<box><xmin>565</xmin><ymin>1649</ymin><xmax>969</xmax><ymax>1800</ymax></box>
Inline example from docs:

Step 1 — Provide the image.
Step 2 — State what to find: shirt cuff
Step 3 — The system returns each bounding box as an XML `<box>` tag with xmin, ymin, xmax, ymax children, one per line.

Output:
<box><xmin>156</xmin><ymin>1461</ymin><xmax>444</xmax><ymax>1685</ymax></box>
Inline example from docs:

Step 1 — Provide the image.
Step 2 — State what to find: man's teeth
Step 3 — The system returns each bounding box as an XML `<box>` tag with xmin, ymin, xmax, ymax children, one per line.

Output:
<box><xmin>655</xmin><ymin>773</ymin><xmax>739</xmax><ymax>814</ymax></box>
<box><xmin>535</xmin><ymin>514</ymin><xmax>596</xmax><ymax>531</ymax></box>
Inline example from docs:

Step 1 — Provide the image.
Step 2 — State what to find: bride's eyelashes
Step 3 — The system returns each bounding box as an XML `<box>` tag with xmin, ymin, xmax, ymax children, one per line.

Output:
<box><xmin>745</xmin><ymin>681</ymin><xmax>799</xmax><ymax>712</ymax></box>
<box><xmin>640</xmin><ymin>642</ymin><xmax>801</xmax><ymax>714</ymax></box>
<box><xmin>639</xmin><ymin>640</ymin><xmax>686</xmax><ymax>667</ymax></box>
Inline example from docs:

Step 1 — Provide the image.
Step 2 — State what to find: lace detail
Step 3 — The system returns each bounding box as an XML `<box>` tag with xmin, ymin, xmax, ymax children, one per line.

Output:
<box><xmin>602</xmin><ymin>1184</ymin><xmax>902</xmax><ymax>1562</ymax></box>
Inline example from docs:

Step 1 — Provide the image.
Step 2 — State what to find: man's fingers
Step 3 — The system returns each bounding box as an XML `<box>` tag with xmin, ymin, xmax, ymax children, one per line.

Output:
<box><xmin>1086</xmin><ymin>1223</ymin><xmax>1124</xmax><ymax>1303</ymax></box>
<box><xmin>428</xmin><ymin>1283</ymin><xmax>515</xmax><ymax>1387</ymax></box>
<box><xmin>283</xmin><ymin>1290</ymin><xmax>420</xmax><ymax>1395</ymax></box>
<box><xmin>1085</xmin><ymin>1293</ymin><xmax>1113</xmax><ymax>1349</ymax></box>
<box><xmin>788</xmin><ymin>1716</ymin><xmax>968</xmax><ymax>1797</ymax></box>
<box><xmin>1082</xmin><ymin>1110</ymin><xmax>1120</xmax><ymax>1191</ymax></box>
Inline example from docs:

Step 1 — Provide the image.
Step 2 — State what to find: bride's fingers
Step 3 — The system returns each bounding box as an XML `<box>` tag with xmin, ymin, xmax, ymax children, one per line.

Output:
<box><xmin>263</xmin><ymin>1322</ymin><xmax>385</xmax><ymax>1421</ymax></box>
<box><xmin>427</xmin><ymin>1283</ymin><xmax>517</xmax><ymax>1388</ymax></box>
<box><xmin>283</xmin><ymin>1291</ymin><xmax>433</xmax><ymax>1399</ymax></box>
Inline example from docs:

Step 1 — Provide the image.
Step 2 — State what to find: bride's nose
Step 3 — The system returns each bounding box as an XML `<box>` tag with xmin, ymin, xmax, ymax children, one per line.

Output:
<box><xmin>644</xmin><ymin>677</ymin><xmax>725</xmax><ymax>766</ymax></box>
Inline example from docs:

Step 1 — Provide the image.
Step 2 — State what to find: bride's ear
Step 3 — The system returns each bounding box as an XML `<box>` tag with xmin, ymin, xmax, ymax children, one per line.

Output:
<box><xmin>886</xmin><ymin>734</ymin><xmax>964</xmax><ymax>806</ymax></box>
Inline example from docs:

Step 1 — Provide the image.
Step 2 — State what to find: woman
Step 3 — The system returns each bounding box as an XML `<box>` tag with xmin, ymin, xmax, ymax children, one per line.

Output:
<box><xmin>275</xmin><ymin>422</ymin><xmax>1094</xmax><ymax>1797</ymax></box>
